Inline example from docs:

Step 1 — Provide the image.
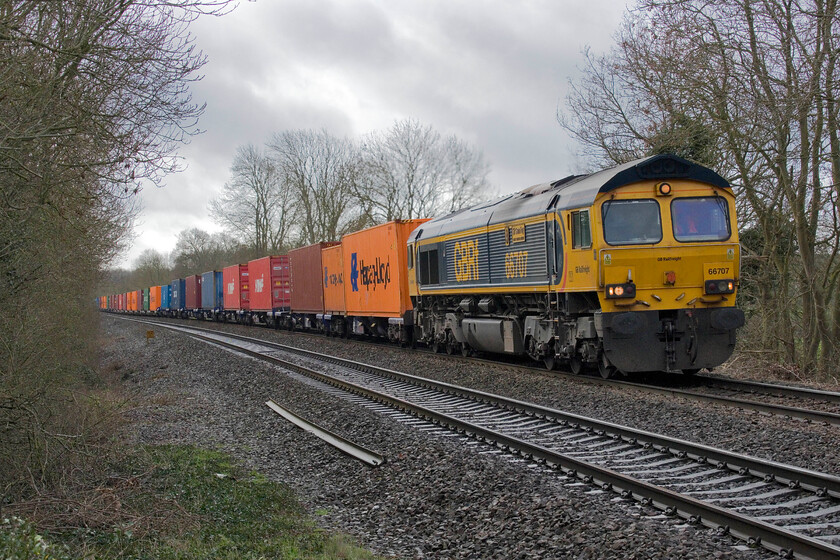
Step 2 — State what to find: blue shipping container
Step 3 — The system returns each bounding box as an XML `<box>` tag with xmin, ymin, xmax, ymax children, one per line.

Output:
<box><xmin>200</xmin><ymin>270</ymin><xmax>224</xmax><ymax>310</ymax></box>
<box><xmin>161</xmin><ymin>285</ymin><xmax>172</xmax><ymax>310</ymax></box>
<box><xmin>170</xmin><ymin>278</ymin><xmax>186</xmax><ymax>310</ymax></box>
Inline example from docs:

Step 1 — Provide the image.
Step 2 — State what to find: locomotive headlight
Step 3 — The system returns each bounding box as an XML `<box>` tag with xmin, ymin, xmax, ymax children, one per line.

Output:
<box><xmin>606</xmin><ymin>283</ymin><xmax>636</xmax><ymax>299</ymax></box>
<box><xmin>656</xmin><ymin>182</ymin><xmax>672</xmax><ymax>196</ymax></box>
<box><xmin>704</xmin><ymin>279</ymin><xmax>736</xmax><ymax>295</ymax></box>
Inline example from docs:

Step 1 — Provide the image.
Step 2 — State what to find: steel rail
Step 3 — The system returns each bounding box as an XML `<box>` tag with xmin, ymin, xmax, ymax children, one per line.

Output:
<box><xmin>693</xmin><ymin>375</ymin><xmax>840</xmax><ymax>405</ymax></box>
<box><xmin>117</xmin><ymin>312</ymin><xmax>840</xmax><ymax>422</ymax></box>
<box><xmin>452</xmin><ymin>352</ymin><xmax>840</xmax><ymax>425</ymax></box>
<box><xmin>265</xmin><ymin>399</ymin><xmax>385</xmax><ymax>466</ymax></box>
<box><xmin>154</xmin><ymin>321</ymin><xmax>840</xmax><ymax>560</ymax></box>
<box><xmin>606</xmin><ymin>378</ymin><xmax>840</xmax><ymax>426</ymax></box>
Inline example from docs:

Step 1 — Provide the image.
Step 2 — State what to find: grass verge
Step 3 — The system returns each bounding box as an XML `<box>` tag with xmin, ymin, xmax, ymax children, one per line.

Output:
<box><xmin>3</xmin><ymin>445</ymin><xmax>377</xmax><ymax>560</ymax></box>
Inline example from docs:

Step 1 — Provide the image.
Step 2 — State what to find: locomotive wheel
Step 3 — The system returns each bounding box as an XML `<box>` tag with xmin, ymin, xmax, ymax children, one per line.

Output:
<box><xmin>431</xmin><ymin>340</ymin><xmax>442</xmax><ymax>354</ymax></box>
<box><xmin>461</xmin><ymin>343</ymin><xmax>471</xmax><ymax>357</ymax></box>
<box><xmin>445</xmin><ymin>332</ymin><xmax>457</xmax><ymax>355</ymax></box>
<box><xmin>598</xmin><ymin>360</ymin><xmax>616</xmax><ymax>379</ymax></box>
<box><xmin>569</xmin><ymin>357</ymin><xmax>584</xmax><ymax>375</ymax></box>
<box><xmin>543</xmin><ymin>356</ymin><xmax>556</xmax><ymax>371</ymax></box>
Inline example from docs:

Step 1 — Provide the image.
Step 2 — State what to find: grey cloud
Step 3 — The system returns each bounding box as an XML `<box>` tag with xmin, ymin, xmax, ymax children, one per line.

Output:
<box><xmin>120</xmin><ymin>0</ymin><xmax>626</xmax><ymax>267</ymax></box>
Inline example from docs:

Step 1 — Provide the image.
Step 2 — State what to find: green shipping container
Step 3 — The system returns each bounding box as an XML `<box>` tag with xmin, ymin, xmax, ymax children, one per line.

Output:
<box><xmin>142</xmin><ymin>288</ymin><xmax>150</xmax><ymax>311</ymax></box>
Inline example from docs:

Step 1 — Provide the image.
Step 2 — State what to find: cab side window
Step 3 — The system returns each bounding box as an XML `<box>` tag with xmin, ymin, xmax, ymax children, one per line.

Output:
<box><xmin>571</xmin><ymin>210</ymin><xmax>591</xmax><ymax>249</ymax></box>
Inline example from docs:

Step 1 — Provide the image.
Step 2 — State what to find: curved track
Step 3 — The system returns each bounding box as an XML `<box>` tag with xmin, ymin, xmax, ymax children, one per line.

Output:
<box><xmin>116</xmin><ymin>312</ymin><xmax>840</xmax><ymax>427</ymax></box>
<box><xmin>123</xmin><ymin>316</ymin><xmax>840</xmax><ymax>560</ymax></box>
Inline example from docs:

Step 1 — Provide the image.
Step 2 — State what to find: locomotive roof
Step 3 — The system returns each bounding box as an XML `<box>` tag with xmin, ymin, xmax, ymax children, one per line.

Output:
<box><xmin>410</xmin><ymin>154</ymin><xmax>730</xmax><ymax>243</ymax></box>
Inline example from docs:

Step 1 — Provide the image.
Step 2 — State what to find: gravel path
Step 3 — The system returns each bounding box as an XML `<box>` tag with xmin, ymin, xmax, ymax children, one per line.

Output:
<box><xmin>101</xmin><ymin>314</ymin><xmax>783</xmax><ymax>559</ymax></box>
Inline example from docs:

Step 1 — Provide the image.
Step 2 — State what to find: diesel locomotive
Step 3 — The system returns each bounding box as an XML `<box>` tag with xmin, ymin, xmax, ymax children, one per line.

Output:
<box><xmin>407</xmin><ymin>154</ymin><xmax>744</xmax><ymax>377</ymax></box>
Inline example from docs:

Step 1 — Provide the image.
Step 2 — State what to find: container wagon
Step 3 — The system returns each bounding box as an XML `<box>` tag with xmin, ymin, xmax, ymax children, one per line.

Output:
<box><xmin>185</xmin><ymin>274</ymin><xmax>202</xmax><ymax>315</ymax></box>
<box><xmin>170</xmin><ymin>278</ymin><xmax>186</xmax><ymax>317</ymax></box>
<box><xmin>289</xmin><ymin>242</ymin><xmax>339</xmax><ymax>330</ymax></box>
<box><xmin>200</xmin><ymin>270</ymin><xmax>223</xmax><ymax>320</ymax></box>
<box><xmin>222</xmin><ymin>264</ymin><xmax>249</xmax><ymax>322</ymax></box>
<box><xmin>341</xmin><ymin>219</ymin><xmax>428</xmax><ymax>343</ymax></box>
<box><xmin>322</xmin><ymin>244</ymin><xmax>346</xmax><ymax>336</ymax></box>
<box><xmin>161</xmin><ymin>285</ymin><xmax>171</xmax><ymax>313</ymax></box>
<box><xmin>150</xmin><ymin>285</ymin><xmax>162</xmax><ymax>313</ymax></box>
<box><xmin>248</xmin><ymin>255</ymin><xmax>290</xmax><ymax>326</ymax></box>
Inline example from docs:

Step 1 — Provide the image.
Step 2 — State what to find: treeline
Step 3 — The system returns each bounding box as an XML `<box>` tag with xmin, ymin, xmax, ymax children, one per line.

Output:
<box><xmin>104</xmin><ymin>119</ymin><xmax>493</xmax><ymax>293</ymax></box>
<box><xmin>560</xmin><ymin>0</ymin><xmax>840</xmax><ymax>377</ymax></box>
<box><xmin>0</xmin><ymin>1</ymin><xmax>233</xmax><ymax>506</ymax></box>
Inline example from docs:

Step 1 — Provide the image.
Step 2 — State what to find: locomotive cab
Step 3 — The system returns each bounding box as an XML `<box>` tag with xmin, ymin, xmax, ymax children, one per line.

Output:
<box><xmin>588</xmin><ymin>177</ymin><xmax>744</xmax><ymax>374</ymax></box>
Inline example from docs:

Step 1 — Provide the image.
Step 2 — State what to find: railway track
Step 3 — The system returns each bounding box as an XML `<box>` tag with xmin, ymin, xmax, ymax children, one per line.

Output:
<box><xmin>125</xmin><ymin>316</ymin><xmax>840</xmax><ymax>560</ymax></box>
<box><xmin>119</xmin><ymin>312</ymin><xmax>840</xmax><ymax>427</ymax></box>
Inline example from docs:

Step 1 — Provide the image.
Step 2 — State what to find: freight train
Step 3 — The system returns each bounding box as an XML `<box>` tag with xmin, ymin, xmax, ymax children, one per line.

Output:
<box><xmin>99</xmin><ymin>154</ymin><xmax>745</xmax><ymax>377</ymax></box>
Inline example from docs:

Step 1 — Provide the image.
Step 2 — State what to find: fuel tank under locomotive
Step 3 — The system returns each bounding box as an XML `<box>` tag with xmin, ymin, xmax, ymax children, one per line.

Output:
<box><xmin>600</xmin><ymin>307</ymin><xmax>745</xmax><ymax>372</ymax></box>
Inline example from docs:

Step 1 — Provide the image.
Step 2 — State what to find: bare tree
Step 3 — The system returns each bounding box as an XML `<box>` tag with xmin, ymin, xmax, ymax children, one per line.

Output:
<box><xmin>444</xmin><ymin>135</ymin><xmax>493</xmax><ymax>214</ymax></box>
<box><xmin>560</xmin><ymin>0</ymin><xmax>840</xmax><ymax>374</ymax></box>
<box><xmin>209</xmin><ymin>144</ymin><xmax>294</xmax><ymax>254</ymax></box>
<box><xmin>355</xmin><ymin>119</ymin><xmax>492</xmax><ymax>223</ymax></box>
<box><xmin>170</xmin><ymin>228</ymin><xmax>241</xmax><ymax>275</ymax></box>
<box><xmin>132</xmin><ymin>249</ymin><xmax>172</xmax><ymax>287</ymax></box>
<box><xmin>0</xmin><ymin>0</ymin><xmax>234</xmax><ymax>497</ymax></box>
<box><xmin>268</xmin><ymin>129</ymin><xmax>364</xmax><ymax>244</ymax></box>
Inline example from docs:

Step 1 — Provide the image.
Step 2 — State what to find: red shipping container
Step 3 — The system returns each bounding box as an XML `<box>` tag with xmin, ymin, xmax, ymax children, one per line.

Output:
<box><xmin>289</xmin><ymin>242</ymin><xmax>339</xmax><ymax>314</ymax></box>
<box><xmin>185</xmin><ymin>274</ymin><xmax>202</xmax><ymax>309</ymax></box>
<box><xmin>322</xmin><ymin>244</ymin><xmax>345</xmax><ymax>315</ymax></box>
<box><xmin>223</xmin><ymin>264</ymin><xmax>250</xmax><ymax>310</ymax></box>
<box><xmin>248</xmin><ymin>255</ymin><xmax>290</xmax><ymax>311</ymax></box>
<box><xmin>342</xmin><ymin>219</ymin><xmax>428</xmax><ymax>318</ymax></box>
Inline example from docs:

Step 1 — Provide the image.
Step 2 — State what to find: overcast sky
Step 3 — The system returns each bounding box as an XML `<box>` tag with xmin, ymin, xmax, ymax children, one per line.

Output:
<box><xmin>121</xmin><ymin>0</ymin><xmax>629</xmax><ymax>268</ymax></box>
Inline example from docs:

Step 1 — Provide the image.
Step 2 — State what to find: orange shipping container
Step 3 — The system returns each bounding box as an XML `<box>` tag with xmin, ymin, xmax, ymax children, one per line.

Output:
<box><xmin>322</xmin><ymin>244</ymin><xmax>345</xmax><ymax>315</ymax></box>
<box><xmin>150</xmin><ymin>285</ymin><xmax>162</xmax><ymax>311</ymax></box>
<box><xmin>342</xmin><ymin>219</ymin><xmax>428</xmax><ymax>318</ymax></box>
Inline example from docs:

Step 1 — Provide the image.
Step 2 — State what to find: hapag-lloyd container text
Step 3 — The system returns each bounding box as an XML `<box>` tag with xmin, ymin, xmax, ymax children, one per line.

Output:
<box><xmin>342</xmin><ymin>219</ymin><xmax>428</xmax><ymax>318</ymax></box>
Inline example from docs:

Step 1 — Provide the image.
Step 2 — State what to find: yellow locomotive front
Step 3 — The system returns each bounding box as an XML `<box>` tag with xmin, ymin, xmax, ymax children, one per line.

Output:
<box><xmin>558</xmin><ymin>158</ymin><xmax>744</xmax><ymax>375</ymax></box>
